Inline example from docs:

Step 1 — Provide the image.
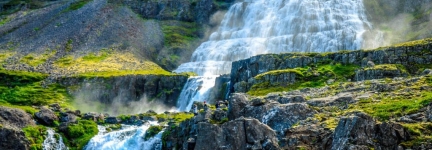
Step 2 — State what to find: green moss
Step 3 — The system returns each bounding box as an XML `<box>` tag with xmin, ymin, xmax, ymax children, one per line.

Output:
<box><xmin>65</xmin><ymin>0</ymin><xmax>92</xmax><ymax>12</ymax></box>
<box><xmin>356</xmin><ymin>92</ymin><xmax>432</xmax><ymax>121</ymax></box>
<box><xmin>248</xmin><ymin>63</ymin><xmax>359</xmax><ymax>96</ymax></box>
<box><xmin>144</xmin><ymin>125</ymin><xmax>163</xmax><ymax>140</ymax></box>
<box><xmin>400</xmin><ymin>123</ymin><xmax>432</xmax><ymax>147</ymax></box>
<box><xmin>162</xmin><ymin>22</ymin><xmax>199</xmax><ymax>47</ymax></box>
<box><xmin>62</xmin><ymin>120</ymin><xmax>98</xmax><ymax>150</ymax></box>
<box><xmin>156</xmin><ymin>112</ymin><xmax>194</xmax><ymax>125</ymax></box>
<box><xmin>20</xmin><ymin>50</ymin><xmax>56</xmax><ymax>67</ymax></box>
<box><xmin>23</xmin><ymin>125</ymin><xmax>47</xmax><ymax>150</ymax></box>
<box><xmin>0</xmin><ymin>69</ymin><xmax>72</xmax><ymax>106</ymax></box>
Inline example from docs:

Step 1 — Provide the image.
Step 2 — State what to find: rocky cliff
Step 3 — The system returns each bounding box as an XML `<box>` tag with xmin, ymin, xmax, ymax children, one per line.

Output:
<box><xmin>230</xmin><ymin>39</ymin><xmax>432</xmax><ymax>93</ymax></box>
<box><xmin>60</xmin><ymin>74</ymin><xmax>188</xmax><ymax>114</ymax></box>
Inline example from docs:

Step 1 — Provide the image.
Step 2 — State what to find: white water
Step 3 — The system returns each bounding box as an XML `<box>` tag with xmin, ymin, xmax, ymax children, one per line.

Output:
<box><xmin>176</xmin><ymin>76</ymin><xmax>217</xmax><ymax>111</ymax></box>
<box><xmin>43</xmin><ymin>128</ymin><xmax>68</xmax><ymax>150</ymax></box>
<box><xmin>84</xmin><ymin>122</ymin><xmax>162</xmax><ymax>150</ymax></box>
<box><xmin>175</xmin><ymin>0</ymin><xmax>371</xmax><ymax>75</ymax></box>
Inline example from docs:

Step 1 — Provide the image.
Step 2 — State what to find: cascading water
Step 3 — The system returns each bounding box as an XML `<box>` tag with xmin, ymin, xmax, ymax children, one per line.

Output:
<box><xmin>176</xmin><ymin>76</ymin><xmax>217</xmax><ymax>111</ymax></box>
<box><xmin>43</xmin><ymin>128</ymin><xmax>68</xmax><ymax>150</ymax></box>
<box><xmin>84</xmin><ymin>122</ymin><xmax>162</xmax><ymax>150</ymax></box>
<box><xmin>174</xmin><ymin>0</ymin><xmax>372</xmax><ymax>110</ymax></box>
<box><xmin>175</xmin><ymin>0</ymin><xmax>371</xmax><ymax>75</ymax></box>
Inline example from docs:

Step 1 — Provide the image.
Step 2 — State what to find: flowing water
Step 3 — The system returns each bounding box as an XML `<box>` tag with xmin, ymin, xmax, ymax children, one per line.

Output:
<box><xmin>176</xmin><ymin>76</ymin><xmax>217</xmax><ymax>111</ymax></box>
<box><xmin>85</xmin><ymin>122</ymin><xmax>162</xmax><ymax>150</ymax></box>
<box><xmin>175</xmin><ymin>0</ymin><xmax>372</xmax><ymax>111</ymax></box>
<box><xmin>43</xmin><ymin>128</ymin><xmax>68</xmax><ymax>150</ymax></box>
<box><xmin>175</xmin><ymin>0</ymin><xmax>371</xmax><ymax>75</ymax></box>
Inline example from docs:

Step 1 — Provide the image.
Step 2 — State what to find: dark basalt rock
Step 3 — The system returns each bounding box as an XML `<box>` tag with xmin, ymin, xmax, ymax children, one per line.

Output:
<box><xmin>35</xmin><ymin>107</ymin><xmax>59</xmax><ymax>126</ymax></box>
<box><xmin>0</xmin><ymin>106</ymin><xmax>35</xmax><ymax>128</ymax></box>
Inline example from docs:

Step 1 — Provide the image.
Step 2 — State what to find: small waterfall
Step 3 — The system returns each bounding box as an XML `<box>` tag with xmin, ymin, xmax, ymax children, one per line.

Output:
<box><xmin>176</xmin><ymin>76</ymin><xmax>217</xmax><ymax>111</ymax></box>
<box><xmin>43</xmin><ymin>128</ymin><xmax>68</xmax><ymax>150</ymax></box>
<box><xmin>224</xmin><ymin>81</ymin><xmax>231</xmax><ymax>100</ymax></box>
<box><xmin>84</xmin><ymin>122</ymin><xmax>162</xmax><ymax>150</ymax></box>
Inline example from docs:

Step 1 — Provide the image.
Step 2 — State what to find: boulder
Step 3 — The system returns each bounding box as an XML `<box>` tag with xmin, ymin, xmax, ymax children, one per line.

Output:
<box><xmin>83</xmin><ymin>112</ymin><xmax>99</xmax><ymax>121</ymax></box>
<box><xmin>0</xmin><ymin>125</ymin><xmax>30</xmax><ymax>150</ymax></box>
<box><xmin>228</xmin><ymin>93</ymin><xmax>249</xmax><ymax>120</ymax></box>
<box><xmin>0</xmin><ymin>106</ymin><xmax>35</xmax><ymax>128</ymax></box>
<box><xmin>59</xmin><ymin>112</ymin><xmax>77</xmax><ymax>123</ymax></box>
<box><xmin>35</xmin><ymin>107</ymin><xmax>59</xmax><ymax>126</ymax></box>
<box><xmin>105</xmin><ymin>117</ymin><xmax>119</xmax><ymax>124</ymax></box>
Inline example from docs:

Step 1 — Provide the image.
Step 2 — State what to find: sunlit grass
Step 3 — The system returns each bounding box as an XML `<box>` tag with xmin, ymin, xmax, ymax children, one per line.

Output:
<box><xmin>54</xmin><ymin>51</ymin><xmax>172</xmax><ymax>76</ymax></box>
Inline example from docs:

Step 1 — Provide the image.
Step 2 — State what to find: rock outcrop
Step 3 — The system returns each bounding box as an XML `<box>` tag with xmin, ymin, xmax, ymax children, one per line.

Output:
<box><xmin>0</xmin><ymin>106</ymin><xmax>35</xmax><ymax>150</ymax></box>
<box><xmin>230</xmin><ymin>42</ymin><xmax>432</xmax><ymax>92</ymax></box>
<box><xmin>332</xmin><ymin>112</ymin><xmax>409</xmax><ymax>150</ymax></box>
<box><xmin>60</xmin><ymin>74</ymin><xmax>188</xmax><ymax>109</ymax></box>
<box><xmin>0</xmin><ymin>106</ymin><xmax>35</xmax><ymax>128</ymax></box>
<box><xmin>35</xmin><ymin>107</ymin><xmax>59</xmax><ymax>126</ymax></box>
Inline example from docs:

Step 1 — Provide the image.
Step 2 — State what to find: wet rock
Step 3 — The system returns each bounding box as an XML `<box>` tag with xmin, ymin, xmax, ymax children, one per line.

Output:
<box><xmin>422</xmin><ymin>69</ymin><xmax>432</xmax><ymax>75</ymax></box>
<box><xmin>105</xmin><ymin>117</ymin><xmax>119</xmax><ymax>124</ymax></box>
<box><xmin>83</xmin><ymin>112</ymin><xmax>99</xmax><ymax>121</ymax></box>
<box><xmin>59</xmin><ymin>112</ymin><xmax>77</xmax><ymax>123</ymax></box>
<box><xmin>0</xmin><ymin>106</ymin><xmax>35</xmax><ymax>128</ymax></box>
<box><xmin>35</xmin><ymin>107</ymin><xmax>59</xmax><ymax>126</ymax></box>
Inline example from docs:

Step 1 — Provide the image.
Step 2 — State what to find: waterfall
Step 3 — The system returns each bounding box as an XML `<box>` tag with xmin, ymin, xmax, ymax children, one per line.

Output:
<box><xmin>176</xmin><ymin>76</ymin><xmax>217</xmax><ymax>111</ymax></box>
<box><xmin>85</xmin><ymin>122</ymin><xmax>162</xmax><ymax>150</ymax></box>
<box><xmin>43</xmin><ymin>128</ymin><xmax>68</xmax><ymax>150</ymax></box>
<box><xmin>174</xmin><ymin>0</ymin><xmax>372</xmax><ymax>111</ymax></box>
<box><xmin>175</xmin><ymin>0</ymin><xmax>371</xmax><ymax>75</ymax></box>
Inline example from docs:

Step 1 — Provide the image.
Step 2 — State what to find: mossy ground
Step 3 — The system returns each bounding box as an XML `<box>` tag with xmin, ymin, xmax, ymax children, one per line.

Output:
<box><xmin>23</xmin><ymin>125</ymin><xmax>47</xmax><ymax>150</ymax></box>
<box><xmin>0</xmin><ymin>69</ymin><xmax>73</xmax><ymax>108</ymax></box>
<box><xmin>61</xmin><ymin>120</ymin><xmax>98</xmax><ymax>150</ymax></box>
<box><xmin>248</xmin><ymin>63</ymin><xmax>359</xmax><ymax>96</ymax></box>
<box><xmin>20</xmin><ymin>50</ymin><xmax>56</xmax><ymax>67</ymax></box>
<box><xmin>54</xmin><ymin>50</ymin><xmax>171</xmax><ymax>77</ymax></box>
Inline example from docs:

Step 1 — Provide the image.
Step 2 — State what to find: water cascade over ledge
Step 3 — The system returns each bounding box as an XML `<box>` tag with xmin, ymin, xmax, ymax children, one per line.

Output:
<box><xmin>175</xmin><ymin>0</ymin><xmax>371</xmax><ymax>75</ymax></box>
<box><xmin>43</xmin><ymin>128</ymin><xmax>68</xmax><ymax>150</ymax></box>
<box><xmin>84</xmin><ymin>122</ymin><xmax>162</xmax><ymax>150</ymax></box>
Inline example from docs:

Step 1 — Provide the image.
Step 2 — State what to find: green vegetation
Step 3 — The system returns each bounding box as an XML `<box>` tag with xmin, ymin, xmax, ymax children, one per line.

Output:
<box><xmin>162</xmin><ymin>22</ymin><xmax>199</xmax><ymax>47</ymax></box>
<box><xmin>248</xmin><ymin>63</ymin><xmax>359</xmax><ymax>96</ymax></box>
<box><xmin>393</xmin><ymin>38</ymin><xmax>432</xmax><ymax>47</ymax></box>
<box><xmin>401</xmin><ymin>123</ymin><xmax>432</xmax><ymax>147</ymax></box>
<box><xmin>20</xmin><ymin>50</ymin><xmax>56</xmax><ymax>67</ymax></box>
<box><xmin>54</xmin><ymin>51</ymin><xmax>173</xmax><ymax>77</ymax></box>
<box><xmin>144</xmin><ymin>125</ymin><xmax>163</xmax><ymax>140</ymax></box>
<box><xmin>62</xmin><ymin>120</ymin><xmax>98</xmax><ymax>150</ymax></box>
<box><xmin>65</xmin><ymin>0</ymin><xmax>92</xmax><ymax>12</ymax></box>
<box><xmin>23</xmin><ymin>125</ymin><xmax>47</xmax><ymax>150</ymax></box>
<box><xmin>155</xmin><ymin>112</ymin><xmax>194</xmax><ymax>125</ymax></box>
<box><xmin>0</xmin><ymin>69</ymin><xmax>72</xmax><ymax>106</ymax></box>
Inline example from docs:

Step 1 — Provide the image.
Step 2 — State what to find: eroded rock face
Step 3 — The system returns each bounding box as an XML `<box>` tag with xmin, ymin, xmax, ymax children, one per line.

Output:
<box><xmin>0</xmin><ymin>125</ymin><xmax>30</xmax><ymax>150</ymax></box>
<box><xmin>282</xmin><ymin>124</ymin><xmax>333</xmax><ymax>150</ymax></box>
<box><xmin>228</xmin><ymin>93</ymin><xmax>249</xmax><ymax>120</ymax></box>
<box><xmin>35</xmin><ymin>107</ymin><xmax>59</xmax><ymax>126</ymax></box>
<box><xmin>0</xmin><ymin>106</ymin><xmax>35</xmax><ymax>128</ymax></box>
<box><xmin>194</xmin><ymin>118</ymin><xmax>279</xmax><ymax>150</ymax></box>
<box><xmin>332</xmin><ymin>112</ymin><xmax>410</xmax><ymax>150</ymax></box>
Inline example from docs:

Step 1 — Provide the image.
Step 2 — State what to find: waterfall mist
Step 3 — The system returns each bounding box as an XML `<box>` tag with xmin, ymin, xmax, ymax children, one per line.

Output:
<box><xmin>72</xmin><ymin>90</ymin><xmax>176</xmax><ymax>116</ymax></box>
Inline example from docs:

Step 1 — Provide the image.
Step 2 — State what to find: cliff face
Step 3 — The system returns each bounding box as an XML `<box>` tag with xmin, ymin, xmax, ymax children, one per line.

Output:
<box><xmin>230</xmin><ymin>40</ymin><xmax>432</xmax><ymax>93</ymax></box>
<box><xmin>60</xmin><ymin>74</ymin><xmax>188</xmax><ymax>114</ymax></box>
